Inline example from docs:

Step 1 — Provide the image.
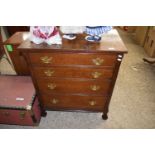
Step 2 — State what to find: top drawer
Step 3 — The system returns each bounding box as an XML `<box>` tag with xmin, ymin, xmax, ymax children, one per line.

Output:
<box><xmin>28</xmin><ymin>53</ymin><xmax>117</xmax><ymax>67</ymax></box>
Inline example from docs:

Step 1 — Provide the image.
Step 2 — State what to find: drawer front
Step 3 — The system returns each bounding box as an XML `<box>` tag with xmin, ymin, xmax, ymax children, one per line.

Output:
<box><xmin>0</xmin><ymin>109</ymin><xmax>32</xmax><ymax>125</ymax></box>
<box><xmin>0</xmin><ymin>98</ymin><xmax>40</xmax><ymax>126</ymax></box>
<box><xmin>37</xmin><ymin>78</ymin><xmax>111</xmax><ymax>95</ymax></box>
<box><xmin>40</xmin><ymin>94</ymin><xmax>107</xmax><ymax>111</ymax></box>
<box><xmin>29</xmin><ymin>53</ymin><xmax>117</xmax><ymax>67</ymax></box>
<box><xmin>32</xmin><ymin>66</ymin><xmax>114</xmax><ymax>79</ymax></box>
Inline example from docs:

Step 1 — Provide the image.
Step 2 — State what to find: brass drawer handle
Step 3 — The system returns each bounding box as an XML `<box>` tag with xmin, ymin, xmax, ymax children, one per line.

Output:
<box><xmin>44</xmin><ymin>70</ymin><xmax>55</xmax><ymax>77</ymax></box>
<box><xmin>3</xmin><ymin>112</ymin><xmax>10</xmax><ymax>116</ymax></box>
<box><xmin>40</xmin><ymin>56</ymin><xmax>52</xmax><ymax>64</ymax></box>
<box><xmin>20</xmin><ymin>111</ymin><xmax>26</xmax><ymax>120</ymax></box>
<box><xmin>47</xmin><ymin>83</ymin><xmax>57</xmax><ymax>90</ymax></box>
<box><xmin>89</xmin><ymin>100</ymin><xmax>96</xmax><ymax>106</ymax></box>
<box><xmin>92</xmin><ymin>58</ymin><xmax>104</xmax><ymax>66</ymax></box>
<box><xmin>51</xmin><ymin>98</ymin><xmax>59</xmax><ymax>104</ymax></box>
<box><xmin>91</xmin><ymin>71</ymin><xmax>102</xmax><ymax>79</ymax></box>
<box><xmin>90</xmin><ymin>85</ymin><xmax>100</xmax><ymax>91</ymax></box>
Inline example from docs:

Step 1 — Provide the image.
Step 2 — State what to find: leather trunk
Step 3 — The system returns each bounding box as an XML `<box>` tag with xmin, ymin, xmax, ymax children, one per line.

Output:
<box><xmin>0</xmin><ymin>76</ymin><xmax>41</xmax><ymax>126</ymax></box>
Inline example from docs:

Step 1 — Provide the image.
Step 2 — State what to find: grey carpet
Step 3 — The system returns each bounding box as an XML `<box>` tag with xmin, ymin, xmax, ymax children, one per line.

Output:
<box><xmin>0</xmin><ymin>29</ymin><xmax>155</xmax><ymax>129</ymax></box>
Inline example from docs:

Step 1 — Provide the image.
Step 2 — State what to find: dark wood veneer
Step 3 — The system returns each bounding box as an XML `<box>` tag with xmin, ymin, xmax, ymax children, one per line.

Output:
<box><xmin>18</xmin><ymin>29</ymin><xmax>127</xmax><ymax>120</ymax></box>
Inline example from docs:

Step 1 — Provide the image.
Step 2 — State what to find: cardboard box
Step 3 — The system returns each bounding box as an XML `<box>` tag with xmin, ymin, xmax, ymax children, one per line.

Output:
<box><xmin>147</xmin><ymin>26</ymin><xmax>155</xmax><ymax>37</ymax></box>
<box><xmin>144</xmin><ymin>30</ymin><xmax>155</xmax><ymax>57</ymax></box>
<box><xmin>127</xmin><ymin>26</ymin><xmax>137</xmax><ymax>33</ymax></box>
<box><xmin>134</xmin><ymin>26</ymin><xmax>149</xmax><ymax>46</ymax></box>
<box><xmin>118</xmin><ymin>26</ymin><xmax>136</xmax><ymax>33</ymax></box>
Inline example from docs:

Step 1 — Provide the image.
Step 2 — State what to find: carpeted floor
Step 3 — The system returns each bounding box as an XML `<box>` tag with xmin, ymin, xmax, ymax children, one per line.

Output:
<box><xmin>0</xmin><ymin>29</ymin><xmax>155</xmax><ymax>129</ymax></box>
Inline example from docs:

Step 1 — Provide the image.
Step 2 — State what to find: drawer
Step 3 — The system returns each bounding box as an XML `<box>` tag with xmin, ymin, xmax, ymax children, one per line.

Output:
<box><xmin>40</xmin><ymin>94</ymin><xmax>107</xmax><ymax>111</ymax></box>
<box><xmin>29</xmin><ymin>53</ymin><xmax>117</xmax><ymax>67</ymax></box>
<box><xmin>32</xmin><ymin>66</ymin><xmax>114</xmax><ymax>79</ymax></box>
<box><xmin>37</xmin><ymin>78</ymin><xmax>111</xmax><ymax>95</ymax></box>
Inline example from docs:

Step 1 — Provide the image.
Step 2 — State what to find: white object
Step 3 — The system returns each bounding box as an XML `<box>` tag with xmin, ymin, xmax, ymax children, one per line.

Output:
<box><xmin>29</xmin><ymin>26</ymin><xmax>62</xmax><ymax>45</ymax></box>
<box><xmin>117</xmin><ymin>58</ymin><xmax>122</xmax><ymax>61</ymax></box>
<box><xmin>16</xmin><ymin>97</ymin><xmax>24</xmax><ymax>101</ymax></box>
<box><xmin>60</xmin><ymin>26</ymin><xmax>85</xmax><ymax>34</ymax></box>
<box><xmin>62</xmin><ymin>34</ymin><xmax>76</xmax><ymax>40</ymax></box>
<box><xmin>118</xmin><ymin>55</ymin><xmax>123</xmax><ymax>58</ymax></box>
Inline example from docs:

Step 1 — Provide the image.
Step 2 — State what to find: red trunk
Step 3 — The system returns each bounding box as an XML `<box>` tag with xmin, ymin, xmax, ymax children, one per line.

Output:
<box><xmin>0</xmin><ymin>76</ymin><xmax>41</xmax><ymax>126</ymax></box>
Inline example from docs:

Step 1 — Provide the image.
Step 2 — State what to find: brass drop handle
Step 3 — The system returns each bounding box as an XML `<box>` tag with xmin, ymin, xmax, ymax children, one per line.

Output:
<box><xmin>44</xmin><ymin>70</ymin><xmax>55</xmax><ymax>77</ymax></box>
<box><xmin>47</xmin><ymin>83</ymin><xmax>57</xmax><ymax>90</ymax></box>
<box><xmin>91</xmin><ymin>71</ymin><xmax>102</xmax><ymax>79</ymax></box>
<box><xmin>20</xmin><ymin>111</ymin><xmax>26</xmax><ymax>120</ymax></box>
<box><xmin>90</xmin><ymin>85</ymin><xmax>100</xmax><ymax>91</ymax></box>
<box><xmin>92</xmin><ymin>57</ymin><xmax>104</xmax><ymax>66</ymax></box>
<box><xmin>51</xmin><ymin>98</ymin><xmax>59</xmax><ymax>104</ymax></box>
<box><xmin>89</xmin><ymin>100</ymin><xmax>96</xmax><ymax>106</ymax></box>
<box><xmin>40</xmin><ymin>56</ymin><xmax>52</xmax><ymax>64</ymax></box>
<box><xmin>3</xmin><ymin>112</ymin><xmax>10</xmax><ymax>116</ymax></box>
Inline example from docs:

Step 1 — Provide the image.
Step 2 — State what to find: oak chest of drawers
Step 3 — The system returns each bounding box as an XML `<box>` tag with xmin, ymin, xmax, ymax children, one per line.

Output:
<box><xmin>18</xmin><ymin>29</ymin><xmax>127</xmax><ymax>120</ymax></box>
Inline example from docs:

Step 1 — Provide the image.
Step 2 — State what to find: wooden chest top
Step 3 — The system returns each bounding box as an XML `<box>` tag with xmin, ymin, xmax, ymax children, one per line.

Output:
<box><xmin>18</xmin><ymin>29</ymin><xmax>127</xmax><ymax>53</ymax></box>
<box><xmin>4</xmin><ymin>32</ymin><xmax>30</xmax><ymax>45</ymax></box>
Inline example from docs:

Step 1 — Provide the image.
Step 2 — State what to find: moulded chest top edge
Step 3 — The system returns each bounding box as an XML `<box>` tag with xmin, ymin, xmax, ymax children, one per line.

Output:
<box><xmin>18</xmin><ymin>29</ymin><xmax>128</xmax><ymax>54</ymax></box>
<box><xmin>4</xmin><ymin>32</ymin><xmax>30</xmax><ymax>45</ymax></box>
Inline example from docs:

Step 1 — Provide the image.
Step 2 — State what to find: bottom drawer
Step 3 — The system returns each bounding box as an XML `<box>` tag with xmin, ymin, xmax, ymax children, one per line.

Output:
<box><xmin>41</xmin><ymin>94</ymin><xmax>108</xmax><ymax>111</ymax></box>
